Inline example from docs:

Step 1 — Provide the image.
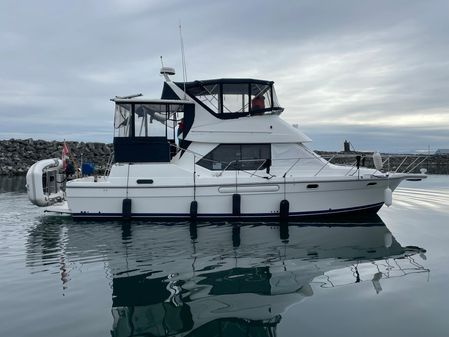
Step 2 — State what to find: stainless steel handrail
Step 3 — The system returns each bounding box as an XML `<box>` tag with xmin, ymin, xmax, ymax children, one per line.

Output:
<box><xmin>314</xmin><ymin>154</ymin><xmax>336</xmax><ymax>177</ymax></box>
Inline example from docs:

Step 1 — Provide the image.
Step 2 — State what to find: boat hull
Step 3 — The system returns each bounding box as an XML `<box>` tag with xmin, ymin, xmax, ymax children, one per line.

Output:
<box><xmin>66</xmin><ymin>177</ymin><xmax>401</xmax><ymax>221</ymax></box>
<box><xmin>70</xmin><ymin>202</ymin><xmax>384</xmax><ymax>221</ymax></box>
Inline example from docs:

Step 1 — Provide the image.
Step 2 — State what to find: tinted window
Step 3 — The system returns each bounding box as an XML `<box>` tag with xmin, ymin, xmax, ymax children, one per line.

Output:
<box><xmin>197</xmin><ymin>144</ymin><xmax>271</xmax><ymax>171</ymax></box>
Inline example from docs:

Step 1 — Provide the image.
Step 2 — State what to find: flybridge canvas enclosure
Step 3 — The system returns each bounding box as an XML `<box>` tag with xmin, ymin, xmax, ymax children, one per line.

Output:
<box><xmin>112</xmin><ymin>99</ymin><xmax>194</xmax><ymax>162</ymax></box>
<box><xmin>171</xmin><ymin>79</ymin><xmax>284</xmax><ymax>119</ymax></box>
<box><xmin>114</xmin><ymin>102</ymin><xmax>194</xmax><ymax>138</ymax></box>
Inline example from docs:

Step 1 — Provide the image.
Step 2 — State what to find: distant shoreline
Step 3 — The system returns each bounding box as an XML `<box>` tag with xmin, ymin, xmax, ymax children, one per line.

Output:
<box><xmin>1</xmin><ymin>139</ymin><xmax>448</xmax><ymax>176</ymax></box>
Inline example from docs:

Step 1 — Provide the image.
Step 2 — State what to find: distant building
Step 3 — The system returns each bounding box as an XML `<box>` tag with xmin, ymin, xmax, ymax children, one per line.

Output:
<box><xmin>435</xmin><ymin>149</ymin><xmax>449</xmax><ymax>155</ymax></box>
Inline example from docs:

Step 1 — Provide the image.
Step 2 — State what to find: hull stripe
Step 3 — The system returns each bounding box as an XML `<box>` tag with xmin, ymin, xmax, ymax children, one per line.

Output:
<box><xmin>72</xmin><ymin>202</ymin><xmax>384</xmax><ymax>220</ymax></box>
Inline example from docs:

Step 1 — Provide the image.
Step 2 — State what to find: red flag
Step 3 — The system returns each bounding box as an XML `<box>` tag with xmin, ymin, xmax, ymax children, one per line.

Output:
<box><xmin>62</xmin><ymin>142</ymin><xmax>69</xmax><ymax>169</ymax></box>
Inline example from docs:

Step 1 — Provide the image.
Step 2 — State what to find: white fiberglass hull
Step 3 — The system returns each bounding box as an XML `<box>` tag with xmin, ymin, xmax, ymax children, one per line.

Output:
<box><xmin>65</xmin><ymin>176</ymin><xmax>405</xmax><ymax>220</ymax></box>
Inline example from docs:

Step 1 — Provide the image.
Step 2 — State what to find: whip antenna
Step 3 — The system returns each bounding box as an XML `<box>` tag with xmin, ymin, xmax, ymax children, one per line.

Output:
<box><xmin>179</xmin><ymin>22</ymin><xmax>188</xmax><ymax>99</ymax></box>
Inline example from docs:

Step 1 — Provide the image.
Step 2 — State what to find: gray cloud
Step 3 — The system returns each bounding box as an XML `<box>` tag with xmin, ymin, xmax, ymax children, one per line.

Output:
<box><xmin>1</xmin><ymin>0</ymin><xmax>448</xmax><ymax>152</ymax></box>
<box><xmin>306</xmin><ymin>124</ymin><xmax>449</xmax><ymax>153</ymax></box>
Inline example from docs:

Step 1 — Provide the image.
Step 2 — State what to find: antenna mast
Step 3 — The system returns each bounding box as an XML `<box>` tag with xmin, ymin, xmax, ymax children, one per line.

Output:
<box><xmin>179</xmin><ymin>22</ymin><xmax>188</xmax><ymax>99</ymax></box>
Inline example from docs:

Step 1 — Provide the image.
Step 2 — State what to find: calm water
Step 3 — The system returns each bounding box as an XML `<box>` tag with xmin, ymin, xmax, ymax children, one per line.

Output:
<box><xmin>1</xmin><ymin>176</ymin><xmax>448</xmax><ymax>337</ymax></box>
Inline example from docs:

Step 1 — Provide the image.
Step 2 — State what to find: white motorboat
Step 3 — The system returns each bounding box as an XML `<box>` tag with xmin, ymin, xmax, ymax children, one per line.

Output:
<box><xmin>26</xmin><ymin>67</ymin><xmax>426</xmax><ymax>220</ymax></box>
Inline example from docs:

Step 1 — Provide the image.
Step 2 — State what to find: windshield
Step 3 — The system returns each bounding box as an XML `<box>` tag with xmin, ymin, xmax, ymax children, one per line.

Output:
<box><xmin>177</xmin><ymin>79</ymin><xmax>283</xmax><ymax>117</ymax></box>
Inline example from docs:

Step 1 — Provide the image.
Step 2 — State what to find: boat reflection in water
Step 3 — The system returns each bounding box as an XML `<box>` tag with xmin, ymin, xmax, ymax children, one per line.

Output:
<box><xmin>0</xmin><ymin>176</ymin><xmax>26</xmax><ymax>193</ymax></box>
<box><xmin>26</xmin><ymin>217</ymin><xmax>428</xmax><ymax>337</ymax></box>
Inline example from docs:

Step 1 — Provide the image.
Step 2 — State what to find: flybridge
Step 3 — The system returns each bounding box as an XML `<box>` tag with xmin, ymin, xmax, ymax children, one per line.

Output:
<box><xmin>161</xmin><ymin>78</ymin><xmax>284</xmax><ymax>119</ymax></box>
<box><xmin>110</xmin><ymin>76</ymin><xmax>286</xmax><ymax>163</ymax></box>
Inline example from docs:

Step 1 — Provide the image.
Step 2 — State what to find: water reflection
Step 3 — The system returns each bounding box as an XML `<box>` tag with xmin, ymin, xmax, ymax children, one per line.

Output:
<box><xmin>25</xmin><ymin>216</ymin><xmax>428</xmax><ymax>337</ymax></box>
<box><xmin>0</xmin><ymin>176</ymin><xmax>26</xmax><ymax>193</ymax></box>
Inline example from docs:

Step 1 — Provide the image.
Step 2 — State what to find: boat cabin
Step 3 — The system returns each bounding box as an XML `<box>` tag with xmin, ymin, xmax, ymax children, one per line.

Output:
<box><xmin>162</xmin><ymin>79</ymin><xmax>284</xmax><ymax>119</ymax></box>
<box><xmin>112</xmin><ymin>96</ymin><xmax>194</xmax><ymax>163</ymax></box>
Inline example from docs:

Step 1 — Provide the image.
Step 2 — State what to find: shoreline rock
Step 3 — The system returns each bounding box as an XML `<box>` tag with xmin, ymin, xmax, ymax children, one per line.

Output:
<box><xmin>0</xmin><ymin>139</ymin><xmax>112</xmax><ymax>176</ymax></box>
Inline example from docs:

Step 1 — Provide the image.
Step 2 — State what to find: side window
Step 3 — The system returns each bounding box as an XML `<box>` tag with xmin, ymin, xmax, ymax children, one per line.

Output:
<box><xmin>240</xmin><ymin>144</ymin><xmax>270</xmax><ymax>170</ymax></box>
<box><xmin>114</xmin><ymin>104</ymin><xmax>132</xmax><ymax>137</ymax></box>
<box><xmin>197</xmin><ymin>144</ymin><xmax>271</xmax><ymax>171</ymax></box>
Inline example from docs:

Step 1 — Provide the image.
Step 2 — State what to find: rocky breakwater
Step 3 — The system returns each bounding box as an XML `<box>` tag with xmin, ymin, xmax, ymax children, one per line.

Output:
<box><xmin>316</xmin><ymin>151</ymin><xmax>449</xmax><ymax>175</ymax></box>
<box><xmin>0</xmin><ymin>139</ymin><xmax>112</xmax><ymax>176</ymax></box>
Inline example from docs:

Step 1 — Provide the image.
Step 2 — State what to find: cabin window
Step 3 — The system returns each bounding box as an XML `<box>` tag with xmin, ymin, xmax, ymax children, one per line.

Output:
<box><xmin>114</xmin><ymin>104</ymin><xmax>132</xmax><ymax>137</ymax></box>
<box><xmin>197</xmin><ymin>144</ymin><xmax>271</xmax><ymax>171</ymax></box>
<box><xmin>222</xmin><ymin>83</ymin><xmax>251</xmax><ymax>113</ymax></box>
<box><xmin>114</xmin><ymin>103</ymin><xmax>185</xmax><ymax>140</ymax></box>
<box><xmin>249</xmin><ymin>83</ymin><xmax>272</xmax><ymax>113</ymax></box>
<box><xmin>112</xmin><ymin>101</ymin><xmax>195</xmax><ymax>163</ymax></box>
<box><xmin>134</xmin><ymin>104</ymin><xmax>166</xmax><ymax>137</ymax></box>
<box><xmin>197</xmin><ymin>84</ymin><xmax>220</xmax><ymax>113</ymax></box>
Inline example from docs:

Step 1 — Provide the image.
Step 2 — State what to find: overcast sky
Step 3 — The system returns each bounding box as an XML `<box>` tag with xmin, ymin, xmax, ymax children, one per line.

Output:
<box><xmin>1</xmin><ymin>0</ymin><xmax>448</xmax><ymax>152</ymax></box>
